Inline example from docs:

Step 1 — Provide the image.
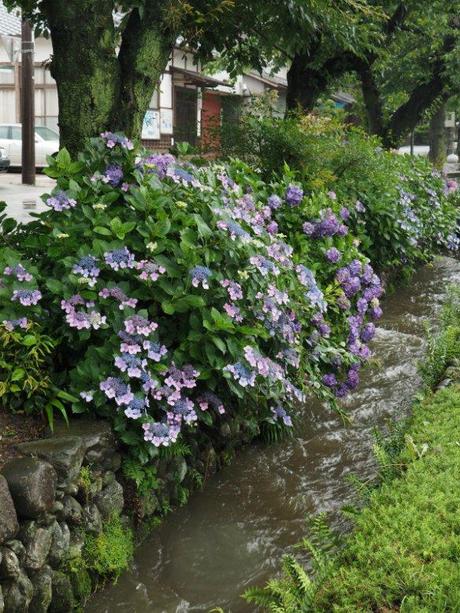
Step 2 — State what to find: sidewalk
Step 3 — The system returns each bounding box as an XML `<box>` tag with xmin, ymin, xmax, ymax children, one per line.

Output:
<box><xmin>0</xmin><ymin>172</ymin><xmax>55</xmax><ymax>223</ymax></box>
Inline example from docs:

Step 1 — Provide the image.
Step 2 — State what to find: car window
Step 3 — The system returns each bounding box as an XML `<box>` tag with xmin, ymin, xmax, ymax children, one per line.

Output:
<box><xmin>35</xmin><ymin>126</ymin><xmax>59</xmax><ymax>141</ymax></box>
<box><xmin>11</xmin><ymin>127</ymin><xmax>21</xmax><ymax>139</ymax></box>
<box><xmin>0</xmin><ymin>127</ymin><xmax>10</xmax><ymax>139</ymax></box>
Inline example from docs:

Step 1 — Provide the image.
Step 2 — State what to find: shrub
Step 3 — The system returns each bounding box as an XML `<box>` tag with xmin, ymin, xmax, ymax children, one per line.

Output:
<box><xmin>219</xmin><ymin>110</ymin><xmax>460</xmax><ymax>277</ymax></box>
<box><xmin>0</xmin><ymin>136</ymin><xmax>385</xmax><ymax>464</ymax></box>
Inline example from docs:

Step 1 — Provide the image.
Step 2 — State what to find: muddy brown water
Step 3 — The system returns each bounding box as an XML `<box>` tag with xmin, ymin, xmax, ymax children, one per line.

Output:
<box><xmin>86</xmin><ymin>257</ymin><xmax>460</xmax><ymax>613</ymax></box>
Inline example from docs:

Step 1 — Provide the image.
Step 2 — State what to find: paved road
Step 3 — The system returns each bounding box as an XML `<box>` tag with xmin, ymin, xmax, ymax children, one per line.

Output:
<box><xmin>0</xmin><ymin>172</ymin><xmax>55</xmax><ymax>223</ymax></box>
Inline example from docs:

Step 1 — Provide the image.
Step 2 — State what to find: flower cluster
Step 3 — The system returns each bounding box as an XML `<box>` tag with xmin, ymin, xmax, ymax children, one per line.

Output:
<box><xmin>46</xmin><ymin>190</ymin><xmax>76</xmax><ymax>212</ymax></box>
<box><xmin>3</xmin><ymin>264</ymin><xmax>33</xmax><ymax>282</ymax></box>
<box><xmin>61</xmin><ymin>295</ymin><xmax>106</xmax><ymax>330</ymax></box>
<box><xmin>100</xmin><ymin>131</ymin><xmax>134</xmax><ymax>150</ymax></box>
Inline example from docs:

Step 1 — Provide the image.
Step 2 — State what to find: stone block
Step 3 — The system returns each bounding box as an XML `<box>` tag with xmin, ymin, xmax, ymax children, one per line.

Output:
<box><xmin>2</xmin><ymin>458</ymin><xmax>57</xmax><ymax>519</ymax></box>
<box><xmin>0</xmin><ymin>476</ymin><xmax>18</xmax><ymax>544</ymax></box>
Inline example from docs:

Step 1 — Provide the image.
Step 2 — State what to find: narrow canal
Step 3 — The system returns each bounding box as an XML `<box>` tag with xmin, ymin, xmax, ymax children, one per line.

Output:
<box><xmin>87</xmin><ymin>256</ymin><xmax>460</xmax><ymax>613</ymax></box>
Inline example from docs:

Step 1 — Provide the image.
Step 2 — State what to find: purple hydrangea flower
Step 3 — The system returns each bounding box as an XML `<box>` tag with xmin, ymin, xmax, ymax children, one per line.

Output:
<box><xmin>271</xmin><ymin>405</ymin><xmax>293</xmax><ymax>427</ymax></box>
<box><xmin>355</xmin><ymin>200</ymin><xmax>365</xmax><ymax>213</ymax></box>
<box><xmin>223</xmin><ymin>303</ymin><xmax>243</xmax><ymax>322</ymax></box>
<box><xmin>198</xmin><ymin>391</ymin><xmax>225</xmax><ymax>414</ymax></box>
<box><xmin>99</xmin><ymin>287</ymin><xmax>137</xmax><ymax>310</ymax></box>
<box><xmin>190</xmin><ymin>266</ymin><xmax>212</xmax><ymax>289</ymax></box>
<box><xmin>136</xmin><ymin>260</ymin><xmax>166</xmax><ymax>282</ymax></box>
<box><xmin>249</xmin><ymin>255</ymin><xmax>279</xmax><ymax>277</ymax></box>
<box><xmin>104</xmin><ymin>247</ymin><xmax>136</xmax><ymax>271</ymax></box>
<box><xmin>143</xmin><ymin>153</ymin><xmax>176</xmax><ymax>178</ymax></box>
<box><xmin>361</xmin><ymin>323</ymin><xmax>376</xmax><ymax>342</ymax></box>
<box><xmin>46</xmin><ymin>191</ymin><xmax>76</xmax><ymax>212</ymax></box>
<box><xmin>11</xmin><ymin>289</ymin><xmax>42</xmax><ymax>306</ymax></box>
<box><xmin>142</xmin><ymin>421</ymin><xmax>179</xmax><ymax>447</ymax></box>
<box><xmin>73</xmin><ymin>256</ymin><xmax>100</xmax><ymax>287</ymax></box>
<box><xmin>102</xmin><ymin>164</ymin><xmax>124</xmax><ymax>187</ymax></box>
<box><xmin>100</xmin><ymin>377</ymin><xmax>134</xmax><ymax>406</ymax></box>
<box><xmin>325</xmin><ymin>247</ymin><xmax>341</xmax><ymax>263</ymax></box>
<box><xmin>285</xmin><ymin>185</ymin><xmax>304</xmax><ymax>207</ymax></box>
<box><xmin>124</xmin><ymin>315</ymin><xmax>158</xmax><ymax>336</ymax></box>
<box><xmin>220</xmin><ymin>279</ymin><xmax>243</xmax><ymax>301</ymax></box>
<box><xmin>100</xmin><ymin>131</ymin><xmax>134</xmax><ymax>150</ymax></box>
<box><xmin>124</xmin><ymin>396</ymin><xmax>148</xmax><ymax>419</ymax></box>
<box><xmin>170</xmin><ymin>398</ymin><xmax>197</xmax><ymax>424</ymax></box>
<box><xmin>164</xmin><ymin>364</ymin><xmax>199</xmax><ymax>391</ymax></box>
<box><xmin>322</xmin><ymin>373</ymin><xmax>337</xmax><ymax>388</ymax></box>
<box><xmin>2</xmin><ymin>317</ymin><xmax>28</xmax><ymax>331</ymax></box>
<box><xmin>224</xmin><ymin>362</ymin><xmax>256</xmax><ymax>387</ymax></box>
<box><xmin>114</xmin><ymin>353</ymin><xmax>147</xmax><ymax>378</ymax></box>
<box><xmin>143</xmin><ymin>340</ymin><xmax>168</xmax><ymax>362</ymax></box>
<box><xmin>216</xmin><ymin>220</ymin><xmax>250</xmax><ymax>241</ymax></box>
<box><xmin>268</xmin><ymin>194</ymin><xmax>282</xmax><ymax>210</ymax></box>
<box><xmin>3</xmin><ymin>264</ymin><xmax>33</xmax><ymax>282</ymax></box>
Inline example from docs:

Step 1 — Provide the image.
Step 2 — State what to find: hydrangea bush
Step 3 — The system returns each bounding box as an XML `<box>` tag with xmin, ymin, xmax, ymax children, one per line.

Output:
<box><xmin>219</xmin><ymin>111</ymin><xmax>460</xmax><ymax>276</ymax></box>
<box><xmin>0</xmin><ymin>136</ymin><xmax>386</xmax><ymax>461</ymax></box>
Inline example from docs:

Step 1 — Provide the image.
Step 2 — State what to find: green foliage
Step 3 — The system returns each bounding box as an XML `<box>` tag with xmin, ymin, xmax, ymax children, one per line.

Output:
<box><xmin>122</xmin><ymin>457</ymin><xmax>160</xmax><ymax>497</ymax></box>
<box><xmin>248</xmin><ymin>289</ymin><xmax>460</xmax><ymax>611</ymax></box>
<box><xmin>420</xmin><ymin>286</ymin><xmax>460</xmax><ymax>389</ymax></box>
<box><xmin>0</xmin><ymin>135</ymin><xmax>390</xmax><ymax>468</ymax></box>
<box><xmin>83</xmin><ymin>514</ymin><xmax>134</xmax><ymax>579</ymax></box>
<box><xmin>221</xmin><ymin>111</ymin><xmax>460</xmax><ymax>276</ymax></box>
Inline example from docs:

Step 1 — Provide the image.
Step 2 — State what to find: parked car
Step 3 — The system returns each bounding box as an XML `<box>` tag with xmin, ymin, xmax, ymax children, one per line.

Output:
<box><xmin>0</xmin><ymin>146</ymin><xmax>10</xmax><ymax>172</ymax></box>
<box><xmin>397</xmin><ymin>145</ymin><xmax>430</xmax><ymax>157</ymax></box>
<box><xmin>0</xmin><ymin>124</ymin><xmax>59</xmax><ymax>169</ymax></box>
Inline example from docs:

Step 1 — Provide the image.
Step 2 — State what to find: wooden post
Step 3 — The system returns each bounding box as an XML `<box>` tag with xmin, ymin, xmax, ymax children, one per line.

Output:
<box><xmin>21</xmin><ymin>19</ymin><xmax>35</xmax><ymax>185</ymax></box>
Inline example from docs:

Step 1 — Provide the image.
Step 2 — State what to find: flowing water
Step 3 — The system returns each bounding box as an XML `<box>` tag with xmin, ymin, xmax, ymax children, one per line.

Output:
<box><xmin>86</xmin><ymin>257</ymin><xmax>460</xmax><ymax>613</ymax></box>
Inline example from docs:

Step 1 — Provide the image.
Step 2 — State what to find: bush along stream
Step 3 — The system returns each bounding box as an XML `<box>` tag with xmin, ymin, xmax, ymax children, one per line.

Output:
<box><xmin>0</xmin><ymin>125</ymin><xmax>459</xmax><ymax>610</ymax></box>
<box><xmin>247</xmin><ymin>286</ymin><xmax>460</xmax><ymax>613</ymax></box>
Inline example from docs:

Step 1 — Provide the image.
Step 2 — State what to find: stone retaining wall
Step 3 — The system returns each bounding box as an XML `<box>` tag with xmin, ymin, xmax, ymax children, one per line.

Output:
<box><xmin>0</xmin><ymin>420</ymin><xmax>123</xmax><ymax>612</ymax></box>
<box><xmin>0</xmin><ymin>413</ymin><xmax>254</xmax><ymax>612</ymax></box>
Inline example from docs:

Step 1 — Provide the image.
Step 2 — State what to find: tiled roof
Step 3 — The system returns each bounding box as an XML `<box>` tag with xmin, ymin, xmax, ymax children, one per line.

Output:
<box><xmin>0</xmin><ymin>1</ymin><xmax>21</xmax><ymax>37</ymax></box>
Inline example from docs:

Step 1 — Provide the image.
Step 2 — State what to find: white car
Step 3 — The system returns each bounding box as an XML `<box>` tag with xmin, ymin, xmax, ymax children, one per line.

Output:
<box><xmin>0</xmin><ymin>124</ymin><xmax>59</xmax><ymax>168</ymax></box>
<box><xmin>397</xmin><ymin>145</ymin><xmax>430</xmax><ymax>157</ymax></box>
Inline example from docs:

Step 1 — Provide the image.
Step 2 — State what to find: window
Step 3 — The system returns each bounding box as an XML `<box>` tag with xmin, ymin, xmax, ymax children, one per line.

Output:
<box><xmin>11</xmin><ymin>127</ymin><xmax>21</xmax><ymax>139</ymax></box>
<box><xmin>0</xmin><ymin>126</ymin><xmax>10</xmax><ymax>139</ymax></box>
<box><xmin>35</xmin><ymin>126</ymin><xmax>59</xmax><ymax>141</ymax></box>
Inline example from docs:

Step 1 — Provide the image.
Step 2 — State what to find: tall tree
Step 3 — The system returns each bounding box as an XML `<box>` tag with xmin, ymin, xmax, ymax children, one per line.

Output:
<box><xmin>284</xmin><ymin>1</ymin><xmax>460</xmax><ymax>147</ymax></box>
<box><xmin>5</xmin><ymin>0</ymin><xmax>231</xmax><ymax>153</ymax></box>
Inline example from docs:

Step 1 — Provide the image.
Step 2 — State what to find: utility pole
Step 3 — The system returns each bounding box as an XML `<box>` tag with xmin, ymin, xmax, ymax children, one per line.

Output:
<box><xmin>21</xmin><ymin>19</ymin><xmax>35</xmax><ymax>185</ymax></box>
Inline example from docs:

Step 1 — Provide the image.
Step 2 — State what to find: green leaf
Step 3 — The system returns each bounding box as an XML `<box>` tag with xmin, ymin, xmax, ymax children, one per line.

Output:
<box><xmin>211</xmin><ymin>336</ymin><xmax>227</xmax><ymax>353</ymax></box>
<box><xmin>2</xmin><ymin>218</ymin><xmax>17</xmax><ymax>234</ymax></box>
<box><xmin>55</xmin><ymin>147</ymin><xmax>71</xmax><ymax>168</ymax></box>
<box><xmin>22</xmin><ymin>335</ymin><xmax>37</xmax><ymax>347</ymax></box>
<box><xmin>93</xmin><ymin>226</ymin><xmax>112</xmax><ymax>236</ymax></box>
<box><xmin>11</xmin><ymin>368</ymin><xmax>25</xmax><ymax>381</ymax></box>
<box><xmin>162</xmin><ymin>301</ymin><xmax>175</xmax><ymax>314</ymax></box>
<box><xmin>46</xmin><ymin>279</ymin><xmax>63</xmax><ymax>294</ymax></box>
<box><xmin>174</xmin><ymin>295</ymin><xmax>206</xmax><ymax>312</ymax></box>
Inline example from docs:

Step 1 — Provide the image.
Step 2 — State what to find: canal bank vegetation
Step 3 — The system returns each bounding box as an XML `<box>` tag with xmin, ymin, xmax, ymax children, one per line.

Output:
<box><xmin>0</xmin><ymin>119</ymin><xmax>458</xmax><ymax>608</ymax></box>
<box><xmin>245</xmin><ymin>287</ymin><xmax>460</xmax><ymax>612</ymax></box>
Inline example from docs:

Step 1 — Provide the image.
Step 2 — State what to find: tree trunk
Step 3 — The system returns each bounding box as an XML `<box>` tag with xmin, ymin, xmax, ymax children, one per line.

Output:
<box><xmin>42</xmin><ymin>0</ymin><xmax>119</xmax><ymax>155</ymax></box>
<box><xmin>42</xmin><ymin>0</ymin><xmax>175</xmax><ymax>155</ymax></box>
<box><xmin>112</xmin><ymin>4</ymin><xmax>175</xmax><ymax>138</ymax></box>
<box><xmin>286</xmin><ymin>53</ymin><xmax>328</xmax><ymax>112</ymax></box>
<box><xmin>358</xmin><ymin>63</ymin><xmax>385</xmax><ymax>137</ymax></box>
<box><xmin>428</xmin><ymin>104</ymin><xmax>447</xmax><ymax>167</ymax></box>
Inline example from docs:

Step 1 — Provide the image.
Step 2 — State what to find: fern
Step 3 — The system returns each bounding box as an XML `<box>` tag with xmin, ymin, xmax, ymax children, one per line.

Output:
<box><xmin>158</xmin><ymin>441</ymin><xmax>192</xmax><ymax>460</ymax></box>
